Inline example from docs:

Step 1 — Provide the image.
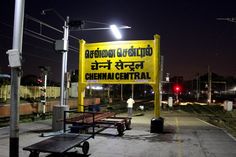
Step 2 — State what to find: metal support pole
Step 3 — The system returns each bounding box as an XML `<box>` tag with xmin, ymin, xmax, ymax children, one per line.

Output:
<box><xmin>60</xmin><ymin>52</ymin><xmax>66</xmax><ymax>105</ymax></box>
<box><xmin>121</xmin><ymin>84</ymin><xmax>123</xmax><ymax>101</ymax></box>
<box><xmin>208</xmin><ymin>66</ymin><xmax>212</xmax><ymax>104</ymax></box>
<box><xmin>9</xmin><ymin>0</ymin><xmax>25</xmax><ymax>157</ymax></box>
<box><xmin>60</xmin><ymin>17</ymin><xmax>69</xmax><ymax>106</ymax></box>
<box><xmin>131</xmin><ymin>84</ymin><xmax>134</xmax><ymax>98</ymax></box>
<box><xmin>150</xmin><ymin>34</ymin><xmax>163</xmax><ymax>133</ymax></box>
<box><xmin>108</xmin><ymin>86</ymin><xmax>110</xmax><ymax>98</ymax></box>
<box><xmin>160</xmin><ymin>56</ymin><xmax>164</xmax><ymax>107</ymax></box>
<box><xmin>42</xmin><ymin>73</ymin><xmax>47</xmax><ymax>114</ymax></box>
<box><xmin>196</xmin><ymin>73</ymin><xmax>200</xmax><ymax>101</ymax></box>
<box><xmin>53</xmin><ymin>16</ymin><xmax>69</xmax><ymax>131</ymax></box>
<box><xmin>64</xmin><ymin>34</ymin><xmax>68</xmax><ymax>105</ymax></box>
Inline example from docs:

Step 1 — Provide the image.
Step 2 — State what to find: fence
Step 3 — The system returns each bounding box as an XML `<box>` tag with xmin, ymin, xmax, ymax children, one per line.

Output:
<box><xmin>0</xmin><ymin>85</ymin><xmax>61</xmax><ymax>101</ymax></box>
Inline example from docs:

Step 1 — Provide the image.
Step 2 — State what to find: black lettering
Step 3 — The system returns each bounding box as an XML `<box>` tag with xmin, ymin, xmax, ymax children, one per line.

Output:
<box><xmin>129</xmin><ymin>73</ymin><xmax>134</xmax><ymax>79</ymax></box>
<box><xmin>135</xmin><ymin>61</ymin><xmax>144</xmax><ymax>70</ymax></box>
<box><xmin>134</xmin><ymin>72</ymin><xmax>140</xmax><ymax>79</ymax></box>
<box><xmin>115</xmin><ymin>60</ymin><xmax>124</xmax><ymax>70</ymax></box>
<box><xmin>117</xmin><ymin>48</ymin><xmax>122</xmax><ymax>57</ymax></box>
<box><xmin>85</xmin><ymin>73</ymin><xmax>90</xmax><ymax>80</ymax></box>
<box><xmin>123</xmin><ymin>73</ymin><xmax>129</xmax><ymax>80</ymax></box>
<box><xmin>94</xmin><ymin>48</ymin><xmax>99</xmax><ymax>58</ymax></box>
<box><xmin>124</xmin><ymin>62</ymin><xmax>135</xmax><ymax>71</ymax></box>
<box><xmin>85</xmin><ymin>50</ymin><xmax>90</xmax><ymax>58</ymax></box>
<box><xmin>128</xmin><ymin>46</ymin><xmax>134</xmax><ymax>56</ymax></box>
<box><xmin>91</xmin><ymin>60</ymin><xmax>99</xmax><ymax>70</ymax></box>
<box><xmin>133</xmin><ymin>48</ymin><xmax>138</xmax><ymax>57</ymax></box>
<box><xmin>102</xmin><ymin>50</ymin><xmax>107</xmax><ymax>58</ymax></box>
<box><xmin>115</xmin><ymin>73</ymin><xmax>120</xmax><ymax>79</ymax></box>
<box><xmin>123</xmin><ymin>49</ymin><xmax>127</xmax><ymax>57</ymax></box>
<box><xmin>108</xmin><ymin>49</ymin><xmax>115</xmax><ymax>58</ymax></box>
<box><xmin>99</xmin><ymin>73</ymin><xmax>106</xmax><ymax>79</ymax></box>
<box><xmin>141</xmin><ymin>72</ymin><xmax>146</xmax><ymax>79</ymax></box>
<box><xmin>147</xmin><ymin>72</ymin><xmax>151</xmax><ymax>79</ymax></box>
<box><xmin>93</xmin><ymin>73</ymin><xmax>98</xmax><ymax>80</ymax></box>
<box><xmin>146</xmin><ymin>45</ymin><xmax>153</xmax><ymax>56</ymax></box>
<box><xmin>141</xmin><ymin>48</ymin><xmax>146</xmax><ymax>58</ymax></box>
<box><xmin>136</xmin><ymin>48</ymin><xmax>141</xmax><ymax>57</ymax></box>
<box><xmin>108</xmin><ymin>73</ymin><xmax>114</xmax><ymax>79</ymax></box>
<box><xmin>85</xmin><ymin>44</ymin><xmax>153</xmax><ymax>59</ymax></box>
<box><xmin>119</xmin><ymin>73</ymin><xmax>124</xmax><ymax>79</ymax></box>
<box><xmin>90</xmin><ymin>50</ymin><xmax>94</xmax><ymax>58</ymax></box>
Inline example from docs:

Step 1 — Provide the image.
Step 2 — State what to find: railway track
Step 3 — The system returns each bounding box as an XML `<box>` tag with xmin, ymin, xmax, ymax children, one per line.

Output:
<box><xmin>179</xmin><ymin>104</ymin><xmax>236</xmax><ymax>136</ymax></box>
<box><xmin>0</xmin><ymin>112</ymin><xmax>52</xmax><ymax>127</ymax></box>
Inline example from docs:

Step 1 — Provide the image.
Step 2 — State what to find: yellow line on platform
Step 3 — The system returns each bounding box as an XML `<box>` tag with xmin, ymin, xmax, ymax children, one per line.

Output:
<box><xmin>175</xmin><ymin>117</ymin><xmax>183</xmax><ymax>157</ymax></box>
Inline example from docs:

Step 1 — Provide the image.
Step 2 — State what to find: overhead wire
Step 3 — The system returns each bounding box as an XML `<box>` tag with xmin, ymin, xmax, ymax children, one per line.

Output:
<box><xmin>25</xmin><ymin>14</ymin><xmax>80</xmax><ymax>40</ymax></box>
<box><xmin>0</xmin><ymin>19</ymin><xmax>79</xmax><ymax>53</ymax></box>
<box><xmin>0</xmin><ymin>29</ymin><xmax>78</xmax><ymax>54</ymax></box>
<box><xmin>23</xmin><ymin>53</ymin><xmax>61</xmax><ymax>63</ymax></box>
<box><xmin>24</xmin><ymin>30</ymin><xmax>78</xmax><ymax>53</ymax></box>
<box><xmin>0</xmin><ymin>34</ymin><xmax>62</xmax><ymax>63</ymax></box>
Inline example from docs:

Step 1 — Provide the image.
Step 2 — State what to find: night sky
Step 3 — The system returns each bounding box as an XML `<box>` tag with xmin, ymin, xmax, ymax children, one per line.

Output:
<box><xmin>1</xmin><ymin>0</ymin><xmax>236</xmax><ymax>81</ymax></box>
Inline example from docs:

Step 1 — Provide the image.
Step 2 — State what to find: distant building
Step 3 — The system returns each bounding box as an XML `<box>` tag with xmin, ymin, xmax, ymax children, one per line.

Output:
<box><xmin>170</xmin><ymin>76</ymin><xmax>184</xmax><ymax>84</ymax></box>
<box><xmin>0</xmin><ymin>74</ymin><xmax>10</xmax><ymax>78</ymax></box>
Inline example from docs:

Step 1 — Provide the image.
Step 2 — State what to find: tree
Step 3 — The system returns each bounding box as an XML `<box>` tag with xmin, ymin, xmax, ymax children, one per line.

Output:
<box><xmin>21</xmin><ymin>75</ymin><xmax>39</xmax><ymax>86</ymax></box>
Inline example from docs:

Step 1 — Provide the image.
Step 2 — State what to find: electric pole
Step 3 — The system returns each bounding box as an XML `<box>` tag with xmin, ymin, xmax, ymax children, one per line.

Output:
<box><xmin>6</xmin><ymin>0</ymin><xmax>25</xmax><ymax>157</ymax></box>
<box><xmin>196</xmin><ymin>73</ymin><xmax>200</xmax><ymax>101</ymax></box>
<box><xmin>39</xmin><ymin>66</ymin><xmax>49</xmax><ymax>119</ymax></box>
<box><xmin>52</xmin><ymin>15</ymin><xmax>70</xmax><ymax>131</ymax></box>
<box><xmin>208</xmin><ymin>66</ymin><xmax>212</xmax><ymax>104</ymax></box>
<box><xmin>121</xmin><ymin>84</ymin><xmax>123</xmax><ymax>101</ymax></box>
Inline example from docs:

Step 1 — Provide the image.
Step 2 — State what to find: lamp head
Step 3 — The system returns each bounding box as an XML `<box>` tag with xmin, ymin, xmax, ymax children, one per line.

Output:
<box><xmin>41</xmin><ymin>10</ymin><xmax>46</xmax><ymax>15</ymax></box>
<box><xmin>110</xmin><ymin>24</ymin><xmax>122</xmax><ymax>39</ymax></box>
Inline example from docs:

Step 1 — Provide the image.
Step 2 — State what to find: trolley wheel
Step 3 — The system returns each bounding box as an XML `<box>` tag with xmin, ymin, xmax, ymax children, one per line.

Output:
<box><xmin>82</xmin><ymin>141</ymin><xmax>89</xmax><ymax>155</ymax></box>
<box><xmin>117</xmin><ymin>123</ymin><xmax>125</xmax><ymax>136</ymax></box>
<box><xmin>29</xmin><ymin>151</ymin><xmax>39</xmax><ymax>157</ymax></box>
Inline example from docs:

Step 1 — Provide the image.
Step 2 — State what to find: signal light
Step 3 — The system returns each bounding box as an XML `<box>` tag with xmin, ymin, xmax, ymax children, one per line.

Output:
<box><xmin>37</xmin><ymin>78</ymin><xmax>43</xmax><ymax>83</ymax></box>
<box><xmin>173</xmin><ymin>84</ymin><xmax>181</xmax><ymax>93</ymax></box>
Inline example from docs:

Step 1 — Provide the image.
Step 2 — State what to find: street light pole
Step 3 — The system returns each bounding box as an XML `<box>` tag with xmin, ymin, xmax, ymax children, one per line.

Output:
<box><xmin>52</xmin><ymin>16</ymin><xmax>70</xmax><ymax>131</ymax></box>
<box><xmin>208</xmin><ymin>66</ymin><xmax>212</xmax><ymax>104</ymax></box>
<box><xmin>41</xmin><ymin>9</ymin><xmax>71</xmax><ymax>131</ymax></box>
<box><xmin>60</xmin><ymin>17</ymin><xmax>69</xmax><ymax>106</ymax></box>
<box><xmin>7</xmin><ymin>0</ymin><xmax>25</xmax><ymax>157</ymax></box>
<box><xmin>41</xmin><ymin>9</ymin><xmax>69</xmax><ymax>107</ymax></box>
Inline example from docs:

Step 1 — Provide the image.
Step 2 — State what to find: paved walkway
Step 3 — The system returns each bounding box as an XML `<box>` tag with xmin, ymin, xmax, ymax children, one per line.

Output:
<box><xmin>0</xmin><ymin>111</ymin><xmax>236</xmax><ymax>157</ymax></box>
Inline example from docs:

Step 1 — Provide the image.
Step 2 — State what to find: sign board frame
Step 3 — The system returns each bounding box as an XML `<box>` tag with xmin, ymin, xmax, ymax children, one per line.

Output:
<box><xmin>78</xmin><ymin>35</ymin><xmax>161</xmax><ymax>117</ymax></box>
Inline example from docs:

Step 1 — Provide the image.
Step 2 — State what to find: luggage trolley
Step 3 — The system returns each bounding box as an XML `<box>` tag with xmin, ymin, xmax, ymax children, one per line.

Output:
<box><xmin>23</xmin><ymin>111</ymin><xmax>95</xmax><ymax>157</ymax></box>
<box><xmin>67</xmin><ymin>111</ymin><xmax>132</xmax><ymax>136</ymax></box>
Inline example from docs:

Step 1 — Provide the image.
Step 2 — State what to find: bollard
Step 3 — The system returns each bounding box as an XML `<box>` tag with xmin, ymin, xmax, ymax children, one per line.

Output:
<box><xmin>52</xmin><ymin>105</ymin><xmax>69</xmax><ymax>131</ymax></box>
<box><xmin>150</xmin><ymin>117</ymin><xmax>164</xmax><ymax>133</ymax></box>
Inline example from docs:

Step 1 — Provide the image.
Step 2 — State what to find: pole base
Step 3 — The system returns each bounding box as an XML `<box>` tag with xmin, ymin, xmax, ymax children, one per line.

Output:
<box><xmin>52</xmin><ymin>105</ymin><xmax>69</xmax><ymax>131</ymax></box>
<box><xmin>10</xmin><ymin>137</ymin><xmax>19</xmax><ymax>157</ymax></box>
<box><xmin>150</xmin><ymin>117</ymin><xmax>164</xmax><ymax>133</ymax></box>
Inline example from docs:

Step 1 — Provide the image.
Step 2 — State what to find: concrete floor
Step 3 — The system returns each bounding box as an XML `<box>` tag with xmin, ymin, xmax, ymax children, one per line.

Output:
<box><xmin>0</xmin><ymin>110</ymin><xmax>236</xmax><ymax>157</ymax></box>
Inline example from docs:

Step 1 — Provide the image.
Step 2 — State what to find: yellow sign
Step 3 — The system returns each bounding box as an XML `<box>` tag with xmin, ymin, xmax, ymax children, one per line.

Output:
<box><xmin>78</xmin><ymin>35</ymin><xmax>161</xmax><ymax>118</ymax></box>
<box><xmin>79</xmin><ymin>39</ymin><xmax>159</xmax><ymax>84</ymax></box>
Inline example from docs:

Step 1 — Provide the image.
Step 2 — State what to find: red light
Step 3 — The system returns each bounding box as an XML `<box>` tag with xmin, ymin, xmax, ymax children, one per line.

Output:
<box><xmin>37</xmin><ymin>78</ymin><xmax>43</xmax><ymax>83</ymax></box>
<box><xmin>174</xmin><ymin>85</ymin><xmax>181</xmax><ymax>93</ymax></box>
<box><xmin>175</xmin><ymin>86</ymin><xmax>180</xmax><ymax>91</ymax></box>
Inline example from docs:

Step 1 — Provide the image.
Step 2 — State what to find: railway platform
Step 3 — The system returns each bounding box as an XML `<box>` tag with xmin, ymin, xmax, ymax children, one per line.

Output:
<box><xmin>0</xmin><ymin>110</ymin><xmax>236</xmax><ymax>157</ymax></box>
